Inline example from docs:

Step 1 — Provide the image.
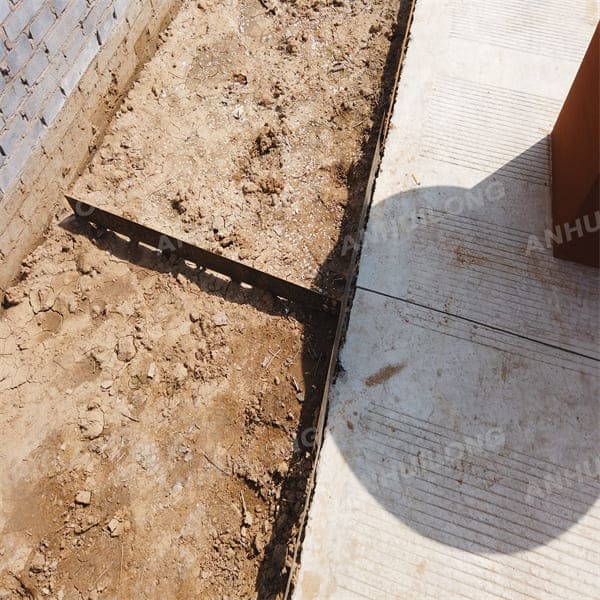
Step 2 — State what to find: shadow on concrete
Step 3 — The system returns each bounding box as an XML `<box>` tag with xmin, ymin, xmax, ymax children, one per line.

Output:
<box><xmin>323</xmin><ymin>138</ymin><xmax>600</xmax><ymax>558</ymax></box>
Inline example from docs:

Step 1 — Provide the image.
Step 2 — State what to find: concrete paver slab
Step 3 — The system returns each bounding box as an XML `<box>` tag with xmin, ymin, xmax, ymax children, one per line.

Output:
<box><xmin>296</xmin><ymin>290</ymin><xmax>599</xmax><ymax>599</ymax></box>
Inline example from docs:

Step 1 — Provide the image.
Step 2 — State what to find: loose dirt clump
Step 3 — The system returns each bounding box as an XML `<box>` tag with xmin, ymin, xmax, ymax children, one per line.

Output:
<box><xmin>0</xmin><ymin>0</ymin><xmax>406</xmax><ymax>598</ymax></box>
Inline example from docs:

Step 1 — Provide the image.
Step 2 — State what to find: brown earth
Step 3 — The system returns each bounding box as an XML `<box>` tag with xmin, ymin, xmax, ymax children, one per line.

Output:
<box><xmin>0</xmin><ymin>0</ymin><xmax>406</xmax><ymax>598</ymax></box>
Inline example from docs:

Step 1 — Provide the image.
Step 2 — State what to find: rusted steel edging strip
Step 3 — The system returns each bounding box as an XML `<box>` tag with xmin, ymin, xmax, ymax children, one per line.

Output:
<box><xmin>283</xmin><ymin>0</ymin><xmax>419</xmax><ymax>595</ymax></box>
<box><xmin>65</xmin><ymin>195</ymin><xmax>340</xmax><ymax>315</ymax></box>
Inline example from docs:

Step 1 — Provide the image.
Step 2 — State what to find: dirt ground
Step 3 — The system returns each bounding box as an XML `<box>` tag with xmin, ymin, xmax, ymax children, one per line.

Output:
<box><xmin>0</xmin><ymin>0</ymin><xmax>405</xmax><ymax>598</ymax></box>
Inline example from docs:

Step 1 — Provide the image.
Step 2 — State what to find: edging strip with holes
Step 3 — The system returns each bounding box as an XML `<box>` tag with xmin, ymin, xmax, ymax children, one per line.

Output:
<box><xmin>65</xmin><ymin>195</ymin><xmax>340</xmax><ymax>316</ymax></box>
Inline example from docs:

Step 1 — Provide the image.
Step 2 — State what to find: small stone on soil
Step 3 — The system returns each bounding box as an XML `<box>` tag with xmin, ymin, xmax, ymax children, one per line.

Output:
<box><xmin>91</xmin><ymin>303</ymin><xmax>104</xmax><ymax>318</ymax></box>
<box><xmin>116</xmin><ymin>336</ymin><xmax>137</xmax><ymax>361</ymax></box>
<box><xmin>253</xmin><ymin>533</ymin><xmax>266</xmax><ymax>554</ymax></box>
<box><xmin>213</xmin><ymin>311</ymin><xmax>228</xmax><ymax>326</ymax></box>
<box><xmin>76</xmin><ymin>252</ymin><xmax>96</xmax><ymax>274</ymax></box>
<box><xmin>79</xmin><ymin>408</ymin><xmax>104</xmax><ymax>440</ymax></box>
<box><xmin>147</xmin><ymin>362</ymin><xmax>157</xmax><ymax>379</ymax></box>
<box><xmin>30</xmin><ymin>550</ymin><xmax>46</xmax><ymax>573</ymax></box>
<box><xmin>29</xmin><ymin>286</ymin><xmax>56</xmax><ymax>313</ymax></box>
<box><xmin>172</xmin><ymin>362</ymin><xmax>188</xmax><ymax>386</ymax></box>
<box><xmin>107</xmin><ymin>518</ymin><xmax>123</xmax><ymax>537</ymax></box>
<box><xmin>275</xmin><ymin>461</ymin><xmax>289</xmax><ymax>477</ymax></box>
<box><xmin>3</xmin><ymin>286</ymin><xmax>24</xmax><ymax>307</ymax></box>
<box><xmin>75</xmin><ymin>490</ymin><xmax>92</xmax><ymax>505</ymax></box>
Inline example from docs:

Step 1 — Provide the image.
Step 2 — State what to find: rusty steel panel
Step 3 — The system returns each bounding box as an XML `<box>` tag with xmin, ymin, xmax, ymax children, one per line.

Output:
<box><xmin>551</xmin><ymin>23</ymin><xmax>600</xmax><ymax>267</ymax></box>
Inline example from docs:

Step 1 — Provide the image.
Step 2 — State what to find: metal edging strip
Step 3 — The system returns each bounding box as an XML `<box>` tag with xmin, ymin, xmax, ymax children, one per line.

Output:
<box><xmin>282</xmin><ymin>0</ymin><xmax>419</xmax><ymax>595</ymax></box>
<box><xmin>65</xmin><ymin>195</ymin><xmax>340</xmax><ymax>315</ymax></box>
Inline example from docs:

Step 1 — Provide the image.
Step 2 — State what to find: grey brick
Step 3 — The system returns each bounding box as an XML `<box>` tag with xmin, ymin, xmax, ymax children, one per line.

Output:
<box><xmin>81</xmin><ymin>0</ymin><xmax>111</xmax><ymax>37</ymax></box>
<box><xmin>0</xmin><ymin>155</ymin><xmax>21</xmax><ymax>191</ymax></box>
<box><xmin>13</xmin><ymin>114</ymin><xmax>44</xmax><ymax>156</ymax></box>
<box><xmin>0</xmin><ymin>113</ymin><xmax>26</xmax><ymax>155</ymax></box>
<box><xmin>21</xmin><ymin>66</ymin><xmax>57</xmax><ymax>119</ymax></box>
<box><xmin>7</xmin><ymin>35</ymin><xmax>32</xmax><ymax>76</ymax></box>
<box><xmin>60</xmin><ymin>36</ymin><xmax>96</xmax><ymax>95</ymax></box>
<box><xmin>44</xmin><ymin>0</ymin><xmax>87</xmax><ymax>54</ymax></box>
<box><xmin>96</xmin><ymin>6</ymin><xmax>115</xmax><ymax>45</ymax></box>
<box><xmin>29</xmin><ymin>5</ymin><xmax>55</xmax><ymax>41</ymax></box>
<box><xmin>3</xmin><ymin>0</ymin><xmax>43</xmax><ymax>41</ymax></box>
<box><xmin>40</xmin><ymin>86</ymin><xmax>63</xmax><ymax>125</ymax></box>
<box><xmin>113</xmin><ymin>0</ymin><xmax>129</xmax><ymax>19</ymax></box>
<box><xmin>51</xmin><ymin>0</ymin><xmax>70</xmax><ymax>16</ymax></box>
<box><xmin>0</xmin><ymin>115</ymin><xmax>5</xmax><ymax>162</ymax></box>
<box><xmin>41</xmin><ymin>37</ymin><xmax>71</xmax><ymax>85</ymax></box>
<box><xmin>0</xmin><ymin>78</ymin><xmax>26</xmax><ymax>115</ymax></box>
<box><xmin>62</xmin><ymin>26</ymin><xmax>84</xmax><ymax>63</ymax></box>
<box><xmin>0</xmin><ymin>0</ymin><xmax>10</xmax><ymax>24</ymax></box>
<box><xmin>21</xmin><ymin>47</ymin><xmax>48</xmax><ymax>85</ymax></box>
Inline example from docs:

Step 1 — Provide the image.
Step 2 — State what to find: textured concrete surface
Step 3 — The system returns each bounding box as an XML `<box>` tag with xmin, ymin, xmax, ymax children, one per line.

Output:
<box><xmin>294</xmin><ymin>1</ymin><xmax>600</xmax><ymax>598</ymax></box>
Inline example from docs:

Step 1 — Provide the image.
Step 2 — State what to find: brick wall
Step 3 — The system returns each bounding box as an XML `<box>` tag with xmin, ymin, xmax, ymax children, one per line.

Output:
<box><xmin>1</xmin><ymin>0</ymin><xmax>129</xmax><ymax>194</ymax></box>
<box><xmin>0</xmin><ymin>0</ymin><xmax>180</xmax><ymax>290</ymax></box>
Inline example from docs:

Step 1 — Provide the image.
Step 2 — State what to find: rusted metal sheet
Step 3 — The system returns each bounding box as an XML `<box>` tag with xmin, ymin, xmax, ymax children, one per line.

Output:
<box><xmin>65</xmin><ymin>195</ymin><xmax>339</xmax><ymax>315</ymax></box>
<box><xmin>551</xmin><ymin>23</ymin><xmax>600</xmax><ymax>267</ymax></box>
